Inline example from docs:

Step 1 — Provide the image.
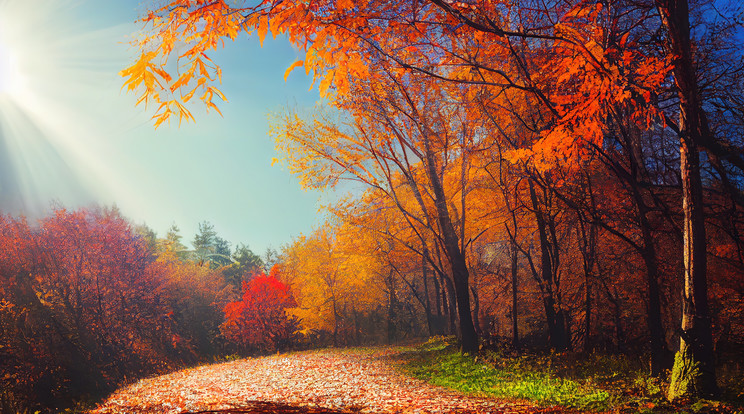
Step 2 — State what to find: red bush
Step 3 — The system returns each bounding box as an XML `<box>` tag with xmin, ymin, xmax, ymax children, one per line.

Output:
<box><xmin>221</xmin><ymin>265</ymin><xmax>299</xmax><ymax>352</ymax></box>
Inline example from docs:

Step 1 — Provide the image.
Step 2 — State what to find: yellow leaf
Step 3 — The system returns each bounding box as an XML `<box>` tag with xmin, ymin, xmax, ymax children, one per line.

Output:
<box><xmin>209</xmin><ymin>86</ymin><xmax>228</xmax><ymax>102</ymax></box>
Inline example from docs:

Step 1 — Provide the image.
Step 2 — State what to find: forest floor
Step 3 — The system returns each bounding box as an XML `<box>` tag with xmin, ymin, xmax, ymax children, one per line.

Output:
<box><xmin>89</xmin><ymin>339</ymin><xmax>743</xmax><ymax>414</ymax></box>
<box><xmin>90</xmin><ymin>346</ymin><xmax>551</xmax><ymax>414</ymax></box>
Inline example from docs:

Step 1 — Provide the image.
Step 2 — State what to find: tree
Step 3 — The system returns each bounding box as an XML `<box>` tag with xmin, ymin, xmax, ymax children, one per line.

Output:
<box><xmin>222</xmin><ymin>243</ymin><xmax>264</xmax><ymax>291</ymax></box>
<box><xmin>154</xmin><ymin>251</ymin><xmax>232</xmax><ymax>359</ymax></box>
<box><xmin>281</xmin><ymin>225</ymin><xmax>385</xmax><ymax>346</ymax></box>
<box><xmin>192</xmin><ymin>221</ymin><xmax>233</xmax><ymax>268</ymax></box>
<box><xmin>193</xmin><ymin>221</ymin><xmax>218</xmax><ymax>264</ymax></box>
<box><xmin>221</xmin><ymin>265</ymin><xmax>299</xmax><ymax>352</ymax></box>
<box><xmin>162</xmin><ymin>224</ymin><xmax>190</xmax><ymax>260</ymax></box>
<box><xmin>0</xmin><ymin>208</ymin><xmax>179</xmax><ymax>409</ymax></box>
<box><xmin>125</xmin><ymin>0</ymin><xmax>744</xmax><ymax>394</ymax></box>
<box><xmin>657</xmin><ymin>0</ymin><xmax>719</xmax><ymax>399</ymax></box>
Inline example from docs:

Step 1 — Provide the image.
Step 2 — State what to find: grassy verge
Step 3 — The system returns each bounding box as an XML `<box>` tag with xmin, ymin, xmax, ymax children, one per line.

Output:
<box><xmin>397</xmin><ymin>336</ymin><xmax>743</xmax><ymax>413</ymax></box>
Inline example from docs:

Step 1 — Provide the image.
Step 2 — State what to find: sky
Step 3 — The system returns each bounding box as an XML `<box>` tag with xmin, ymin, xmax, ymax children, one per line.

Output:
<box><xmin>0</xmin><ymin>0</ymin><xmax>331</xmax><ymax>254</ymax></box>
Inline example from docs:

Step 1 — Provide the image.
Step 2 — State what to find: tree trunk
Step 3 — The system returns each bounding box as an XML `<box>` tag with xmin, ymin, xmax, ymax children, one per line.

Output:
<box><xmin>422</xmin><ymin>248</ymin><xmax>434</xmax><ymax>336</ymax></box>
<box><xmin>470</xmin><ymin>286</ymin><xmax>481</xmax><ymax>335</ymax></box>
<box><xmin>584</xmin><ymin>263</ymin><xmax>592</xmax><ymax>353</ymax></box>
<box><xmin>529</xmin><ymin>180</ymin><xmax>568</xmax><ymax>351</ymax></box>
<box><xmin>421</xmin><ymin>133</ymin><xmax>478</xmax><ymax>353</ymax></box>
<box><xmin>441</xmin><ymin>273</ymin><xmax>458</xmax><ymax>336</ymax></box>
<box><xmin>639</xmin><ymin>236</ymin><xmax>673</xmax><ymax>377</ymax></box>
<box><xmin>656</xmin><ymin>0</ymin><xmax>718</xmax><ymax>399</ymax></box>
<box><xmin>576</xmin><ymin>207</ymin><xmax>597</xmax><ymax>354</ymax></box>
<box><xmin>669</xmin><ymin>136</ymin><xmax>718</xmax><ymax>398</ymax></box>
<box><xmin>331</xmin><ymin>295</ymin><xmax>339</xmax><ymax>347</ymax></box>
<box><xmin>625</xmin><ymin>138</ymin><xmax>672</xmax><ymax>376</ymax></box>
<box><xmin>510</xmin><ymin>241</ymin><xmax>520</xmax><ymax>351</ymax></box>
<box><xmin>432</xmin><ymin>270</ymin><xmax>445</xmax><ymax>335</ymax></box>
<box><xmin>387</xmin><ymin>271</ymin><xmax>397</xmax><ymax>344</ymax></box>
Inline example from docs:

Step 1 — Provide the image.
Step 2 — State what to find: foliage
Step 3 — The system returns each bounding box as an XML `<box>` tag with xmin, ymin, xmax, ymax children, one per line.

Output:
<box><xmin>281</xmin><ymin>225</ymin><xmax>387</xmax><ymax>346</ymax></box>
<box><xmin>0</xmin><ymin>209</ymin><xmax>241</xmax><ymax>411</ymax></box>
<box><xmin>0</xmin><ymin>208</ymin><xmax>179</xmax><ymax>410</ymax></box>
<box><xmin>154</xmin><ymin>253</ymin><xmax>233</xmax><ymax>359</ymax></box>
<box><xmin>221</xmin><ymin>265</ymin><xmax>300</xmax><ymax>353</ymax></box>
<box><xmin>222</xmin><ymin>243</ymin><xmax>263</xmax><ymax>291</ymax></box>
<box><xmin>118</xmin><ymin>0</ymin><xmax>744</xmax><ymax>405</ymax></box>
<box><xmin>192</xmin><ymin>221</ymin><xmax>232</xmax><ymax>268</ymax></box>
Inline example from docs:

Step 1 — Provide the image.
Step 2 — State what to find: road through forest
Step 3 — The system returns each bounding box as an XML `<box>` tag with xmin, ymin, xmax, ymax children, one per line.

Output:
<box><xmin>91</xmin><ymin>347</ymin><xmax>553</xmax><ymax>414</ymax></box>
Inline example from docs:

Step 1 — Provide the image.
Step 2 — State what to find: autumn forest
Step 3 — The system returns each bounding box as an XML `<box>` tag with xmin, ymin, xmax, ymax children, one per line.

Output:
<box><xmin>2</xmin><ymin>0</ymin><xmax>744</xmax><ymax>412</ymax></box>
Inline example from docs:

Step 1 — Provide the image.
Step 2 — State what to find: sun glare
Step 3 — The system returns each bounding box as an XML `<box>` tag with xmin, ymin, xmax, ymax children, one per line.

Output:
<box><xmin>0</xmin><ymin>0</ymin><xmax>138</xmax><ymax>218</ymax></box>
<box><xmin>0</xmin><ymin>41</ymin><xmax>21</xmax><ymax>95</ymax></box>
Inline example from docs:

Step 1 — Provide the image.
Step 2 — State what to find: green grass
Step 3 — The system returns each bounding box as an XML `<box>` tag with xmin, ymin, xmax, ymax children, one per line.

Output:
<box><xmin>396</xmin><ymin>337</ymin><xmax>744</xmax><ymax>413</ymax></box>
<box><xmin>400</xmin><ymin>337</ymin><xmax>614</xmax><ymax>411</ymax></box>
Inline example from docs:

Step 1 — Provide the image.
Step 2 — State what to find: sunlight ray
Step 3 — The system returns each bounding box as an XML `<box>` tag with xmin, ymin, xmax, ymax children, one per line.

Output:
<box><xmin>0</xmin><ymin>0</ymin><xmax>144</xmax><ymax>218</ymax></box>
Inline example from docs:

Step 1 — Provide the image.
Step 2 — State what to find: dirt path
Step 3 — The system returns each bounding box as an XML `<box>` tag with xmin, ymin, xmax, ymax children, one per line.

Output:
<box><xmin>90</xmin><ymin>348</ymin><xmax>546</xmax><ymax>413</ymax></box>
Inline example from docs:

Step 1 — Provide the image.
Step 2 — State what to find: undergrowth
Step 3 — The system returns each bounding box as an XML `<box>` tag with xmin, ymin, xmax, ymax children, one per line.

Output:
<box><xmin>398</xmin><ymin>336</ymin><xmax>744</xmax><ymax>413</ymax></box>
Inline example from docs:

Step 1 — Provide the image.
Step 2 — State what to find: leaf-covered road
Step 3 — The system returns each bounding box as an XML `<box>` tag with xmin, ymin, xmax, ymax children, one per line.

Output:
<box><xmin>91</xmin><ymin>348</ymin><xmax>548</xmax><ymax>413</ymax></box>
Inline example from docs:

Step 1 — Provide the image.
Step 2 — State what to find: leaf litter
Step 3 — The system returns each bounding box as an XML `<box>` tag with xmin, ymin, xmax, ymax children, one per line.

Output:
<box><xmin>91</xmin><ymin>348</ymin><xmax>553</xmax><ymax>413</ymax></box>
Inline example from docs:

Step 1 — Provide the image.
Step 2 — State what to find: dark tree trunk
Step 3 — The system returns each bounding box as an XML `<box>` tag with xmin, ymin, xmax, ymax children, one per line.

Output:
<box><xmin>510</xmin><ymin>241</ymin><xmax>520</xmax><ymax>351</ymax></box>
<box><xmin>584</xmin><ymin>265</ymin><xmax>592</xmax><ymax>353</ymax></box>
<box><xmin>656</xmin><ymin>0</ymin><xmax>718</xmax><ymax>399</ymax></box>
<box><xmin>624</xmin><ymin>141</ymin><xmax>673</xmax><ymax>376</ymax></box>
<box><xmin>386</xmin><ymin>271</ymin><xmax>397</xmax><ymax>344</ymax></box>
<box><xmin>639</xmin><ymin>233</ymin><xmax>673</xmax><ymax>376</ymax></box>
<box><xmin>529</xmin><ymin>180</ymin><xmax>568</xmax><ymax>351</ymax></box>
<box><xmin>432</xmin><ymin>270</ymin><xmax>445</xmax><ymax>335</ymax></box>
<box><xmin>422</xmin><ymin>248</ymin><xmax>434</xmax><ymax>336</ymax></box>
<box><xmin>422</xmin><ymin>134</ymin><xmax>478</xmax><ymax>353</ymax></box>
<box><xmin>470</xmin><ymin>286</ymin><xmax>481</xmax><ymax>336</ymax></box>
<box><xmin>441</xmin><ymin>274</ymin><xmax>458</xmax><ymax>336</ymax></box>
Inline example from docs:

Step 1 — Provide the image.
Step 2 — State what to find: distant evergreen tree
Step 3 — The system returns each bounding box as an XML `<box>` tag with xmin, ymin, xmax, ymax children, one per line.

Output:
<box><xmin>223</xmin><ymin>243</ymin><xmax>263</xmax><ymax>291</ymax></box>
<box><xmin>193</xmin><ymin>221</ymin><xmax>218</xmax><ymax>265</ymax></box>
<box><xmin>163</xmin><ymin>224</ymin><xmax>190</xmax><ymax>261</ymax></box>
<box><xmin>212</xmin><ymin>236</ymin><xmax>233</xmax><ymax>268</ymax></box>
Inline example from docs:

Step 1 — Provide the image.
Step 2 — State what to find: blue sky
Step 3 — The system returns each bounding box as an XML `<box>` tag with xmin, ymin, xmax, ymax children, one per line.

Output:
<box><xmin>0</xmin><ymin>0</ymin><xmax>329</xmax><ymax>254</ymax></box>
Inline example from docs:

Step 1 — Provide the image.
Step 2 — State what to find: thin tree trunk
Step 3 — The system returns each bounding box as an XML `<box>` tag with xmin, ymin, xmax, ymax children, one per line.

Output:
<box><xmin>529</xmin><ymin>180</ymin><xmax>568</xmax><ymax>350</ymax></box>
<box><xmin>510</xmin><ymin>241</ymin><xmax>520</xmax><ymax>351</ymax></box>
<box><xmin>442</xmin><ymin>274</ymin><xmax>458</xmax><ymax>336</ymax></box>
<box><xmin>387</xmin><ymin>271</ymin><xmax>397</xmax><ymax>344</ymax></box>
<box><xmin>432</xmin><ymin>270</ymin><xmax>444</xmax><ymax>335</ymax></box>
<box><xmin>422</xmin><ymin>247</ymin><xmax>434</xmax><ymax>336</ymax></box>
<box><xmin>671</xmin><ymin>136</ymin><xmax>717</xmax><ymax>397</ymax></box>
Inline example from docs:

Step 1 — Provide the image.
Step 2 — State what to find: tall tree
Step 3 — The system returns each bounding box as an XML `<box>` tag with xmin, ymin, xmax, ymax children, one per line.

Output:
<box><xmin>125</xmin><ymin>0</ymin><xmax>743</xmax><ymax>391</ymax></box>
<box><xmin>656</xmin><ymin>0</ymin><xmax>717</xmax><ymax>399</ymax></box>
<box><xmin>274</xmin><ymin>64</ymin><xmax>483</xmax><ymax>351</ymax></box>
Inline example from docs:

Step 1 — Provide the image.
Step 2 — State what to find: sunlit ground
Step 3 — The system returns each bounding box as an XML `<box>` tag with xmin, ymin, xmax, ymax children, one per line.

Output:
<box><xmin>0</xmin><ymin>0</ymin><xmax>134</xmax><ymax>218</ymax></box>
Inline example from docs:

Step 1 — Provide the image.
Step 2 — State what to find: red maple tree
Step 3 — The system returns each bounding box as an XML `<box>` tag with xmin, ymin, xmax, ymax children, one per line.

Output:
<box><xmin>221</xmin><ymin>265</ymin><xmax>299</xmax><ymax>352</ymax></box>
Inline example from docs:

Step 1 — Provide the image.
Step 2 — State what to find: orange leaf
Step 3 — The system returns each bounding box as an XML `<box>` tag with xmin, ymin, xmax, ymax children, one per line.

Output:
<box><xmin>284</xmin><ymin>60</ymin><xmax>304</xmax><ymax>82</ymax></box>
<box><xmin>257</xmin><ymin>15</ymin><xmax>269</xmax><ymax>47</ymax></box>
